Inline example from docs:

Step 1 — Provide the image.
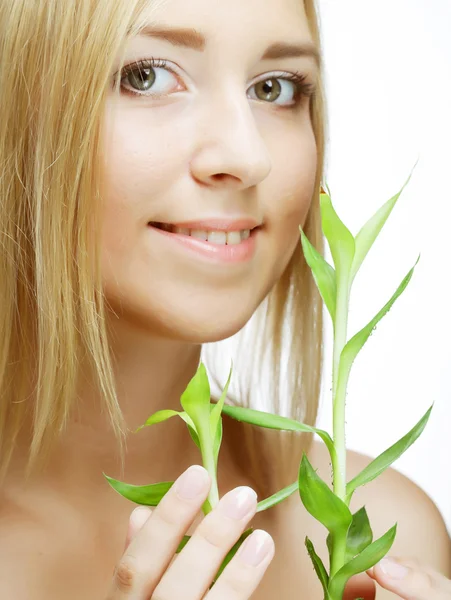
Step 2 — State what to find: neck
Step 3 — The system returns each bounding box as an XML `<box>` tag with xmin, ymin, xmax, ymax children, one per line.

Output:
<box><xmin>9</xmin><ymin>318</ymin><xmax>218</xmax><ymax>506</ymax></box>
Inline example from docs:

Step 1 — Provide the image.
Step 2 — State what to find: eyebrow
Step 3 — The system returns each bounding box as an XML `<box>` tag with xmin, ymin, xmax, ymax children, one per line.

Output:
<box><xmin>138</xmin><ymin>25</ymin><xmax>321</xmax><ymax>68</ymax></box>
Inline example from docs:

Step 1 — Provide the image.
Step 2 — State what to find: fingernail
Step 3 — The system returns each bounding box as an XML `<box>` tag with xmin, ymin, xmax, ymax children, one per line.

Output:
<box><xmin>130</xmin><ymin>506</ymin><xmax>151</xmax><ymax>530</ymax></box>
<box><xmin>379</xmin><ymin>558</ymin><xmax>409</xmax><ymax>580</ymax></box>
<box><xmin>218</xmin><ymin>486</ymin><xmax>257</xmax><ymax>520</ymax></box>
<box><xmin>174</xmin><ymin>465</ymin><xmax>209</xmax><ymax>499</ymax></box>
<box><xmin>238</xmin><ymin>530</ymin><xmax>274</xmax><ymax>566</ymax></box>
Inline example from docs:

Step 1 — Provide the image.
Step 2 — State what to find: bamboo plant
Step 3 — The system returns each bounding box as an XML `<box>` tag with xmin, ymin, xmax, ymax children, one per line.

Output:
<box><xmin>104</xmin><ymin>166</ymin><xmax>433</xmax><ymax>598</ymax></box>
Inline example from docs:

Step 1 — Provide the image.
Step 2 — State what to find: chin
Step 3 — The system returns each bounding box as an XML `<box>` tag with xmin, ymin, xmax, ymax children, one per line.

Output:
<box><xmin>172</xmin><ymin>313</ymin><xmax>253</xmax><ymax>344</ymax></box>
<box><xmin>105</xmin><ymin>298</ymin><xmax>255</xmax><ymax>345</ymax></box>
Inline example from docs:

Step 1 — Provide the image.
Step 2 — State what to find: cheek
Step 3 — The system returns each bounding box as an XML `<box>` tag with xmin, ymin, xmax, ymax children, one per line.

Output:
<box><xmin>99</xmin><ymin>109</ymin><xmax>183</xmax><ymax>263</ymax></box>
<box><xmin>100</xmin><ymin>105</ymin><xmax>183</xmax><ymax>221</ymax></box>
<box><xmin>268</xmin><ymin>127</ymin><xmax>318</xmax><ymax>254</ymax></box>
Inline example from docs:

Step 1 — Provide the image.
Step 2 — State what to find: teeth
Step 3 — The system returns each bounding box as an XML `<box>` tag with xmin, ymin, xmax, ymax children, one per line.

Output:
<box><xmin>190</xmin><ymin>229</ymin><xmax>208</xmax><ymax>241</ymax></box>
<box><xmin>226</xmin><ymin>231</ymin><xmax>242</xmax><ymax>245</ymax></box>
<box><xmin>153</xmin><ymin>223</ymin><xmax>253</xmax><ymax>244</ymax></box>
<box><xmin>208</xmin><ymin>231</ymin><xmax>227</xmax><ymax>244</ymax></box>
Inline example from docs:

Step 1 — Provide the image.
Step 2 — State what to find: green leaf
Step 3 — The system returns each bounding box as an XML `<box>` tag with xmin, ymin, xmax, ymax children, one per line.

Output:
<box><xmin>213</xmin><ymin>417</ymin><xmax>223</xmax><ymax>469</ymax></box>
<box><xmin>326</xmin><ymin>506</ymin><xmax>373</xmax><ymax>568</ymax></box>
<box><xmin>300</xmin><ymin>226</ymin><xmax>337</xmax><ymax>322</ymax></box>
<box><xmin>180</xmin><ymin>363</ymin><xmax>213</xmax><ymax>458</ymax></box>
<box><xmin>202</xmin><ymin>498</ymin><xmax>213</xmax><ymax>514</ymax></box>
<box><xmin>256</xmin><ymin>481</ymin><xmax>298</xmax><ymax>513</ymax></box>
<box><xmin>298</xmin><ymin>453</ymin><xmax>352</xmax><ymax>538</ymax></box>
<box><xmin>326</xmin><ymin>530</ymin><xmax>333</xmax><ymax>570</ymax></box>
<box><xmin>344</xmin><ymin>507</ymin><xmax>373</xmax><ymax>561</ymax></box>
<box><xmin>210</xmin><ymin>361</ymin><xmax>233</xmax><ymax>438</ymax></box>
<box><xmin>346</xmin><ymin>404</ymin><xmax>433</xmax><ymax>503</ymax></box>
<box><xmin>329</xmin><ymin>524</ymin><xmax>397</xmax><ymax>598</ymax></box>
<box><xmin>210</xmin><ymin>362</ymin><xmax>233</xmax><ymax>466</ymax></box>
<box><xmin>180</xmin><ymin>363</ymin><xmax>212</xmax><ymax>430</ymax></box>
<box><xmin>338</xmin><ymin>256</ymin><xmax>420</xmax><ymax>398</ymax></box>
<box><xmin>221</xmin><ymin>405</ymin><xmax>337</xmax><ymax>466</ymax></box>
<box><xmin>176</xmin><ymin>535</ymin><xmax>191</xmax><ymax>553</ymax></box>
<box><xmin>349</xmin><ymin>164</ymin><xmax>417</xmax><ymax>285</ymax></box>
<box><xmin>103</xmin><ymin>475</ymin><xmax>173</xmax><ymax>505</ymax></box>
<box><xmin>135</xmin><ymin>408</ymin><xmax>200</xmax><ymax>449</ymax></box>
<box><xmin>320</xmin><ymin>192</ymin><xmax>355</xmax><ymax>281</ymax></box>
<box><xmin>305</xmin><ymin>536</ymin><xmax>329</xmax><ymax>595</ymax></box>
<box><xmin>187</xmin><ymin>423</ymin><xmax>201</xmax><ymax>449</ymax></box>
<box><xmin>135</xmin><ymin>409</ymin><xmax>182</xmax><ymax>432</ymax></box>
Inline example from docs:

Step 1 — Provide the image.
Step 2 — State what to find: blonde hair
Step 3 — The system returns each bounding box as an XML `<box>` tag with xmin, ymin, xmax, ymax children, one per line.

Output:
<box><xmin>0</xmin><ymin>0</ymin><xmax>327</xmax><ymax>494</ymax></box>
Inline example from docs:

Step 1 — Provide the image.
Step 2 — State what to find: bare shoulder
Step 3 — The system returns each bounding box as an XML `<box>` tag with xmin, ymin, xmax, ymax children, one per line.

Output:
<box><xmin>306</xmin><ymin>440</ymin><xmax>451</xmax><ymax>576</ymax></box>
<box><xmin>0</xmin><ymin>490</ymin><xmax>103</xmax><ymax>600</ymax></box>
<box><xmin>0</xmin><ymin>495</ymin><xmax>52</xmax><ymax>598</ymax></box>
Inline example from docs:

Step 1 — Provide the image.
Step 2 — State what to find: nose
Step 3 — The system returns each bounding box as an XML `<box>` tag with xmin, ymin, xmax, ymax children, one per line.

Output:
<box><xmin>189</xmin><ymin>92</ymin><xmax>272</xmax><ymax>190</ymax></box>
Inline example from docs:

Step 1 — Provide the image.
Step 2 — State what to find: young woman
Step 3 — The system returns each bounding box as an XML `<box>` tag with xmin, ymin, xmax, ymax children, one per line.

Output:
<box><xmin>0</xmin><ymin>0</ymin><xmax>450</xmax><ymax>598</ymax></box>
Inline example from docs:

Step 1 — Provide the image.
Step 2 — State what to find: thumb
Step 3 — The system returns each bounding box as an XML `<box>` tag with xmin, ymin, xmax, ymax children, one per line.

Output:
<box><xmin>124</xmin><ymin>506</ymin><xmax>152</xmax><ymax>551</ymax></box>
<box><xmin>343</xmin><ymin>572</ymin><xmax>377</xmax><ymax>600</ymax></box>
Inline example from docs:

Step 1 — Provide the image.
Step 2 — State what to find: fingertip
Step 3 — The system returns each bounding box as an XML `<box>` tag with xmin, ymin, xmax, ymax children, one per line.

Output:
<box><xmin>130</xmin><ymin>505</ymin><xmax>152</xmax><ymax>530</ymax></box>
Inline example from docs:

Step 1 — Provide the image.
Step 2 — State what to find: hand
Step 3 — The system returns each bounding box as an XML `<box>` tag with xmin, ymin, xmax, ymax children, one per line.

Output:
<box><xmin>105</xmin><ymin>465</ymin><xmax>275</xmax><ymax>599</ymax></box>
<box><xmin>344</xmin><ymin>556</ymin><xmax>451</xmax><ymax>599</ymax></box>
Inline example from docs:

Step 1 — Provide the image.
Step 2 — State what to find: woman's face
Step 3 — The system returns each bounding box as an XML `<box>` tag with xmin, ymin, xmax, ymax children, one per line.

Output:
<box><xmin>101</xmin><ymin>0</ymin><xmax>319</xmax><ymax>342</ymax></box>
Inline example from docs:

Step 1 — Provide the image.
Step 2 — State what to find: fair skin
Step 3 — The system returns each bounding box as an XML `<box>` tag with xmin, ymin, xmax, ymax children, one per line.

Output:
<box><xmin>1</xmin><ymin>0</ymin><xmax>450</xmax><ymax>598</ymax></box>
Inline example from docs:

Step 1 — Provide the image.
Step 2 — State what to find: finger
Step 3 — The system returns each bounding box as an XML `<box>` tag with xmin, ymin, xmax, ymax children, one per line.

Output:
<box><xmin>153</xmin><ymin>486</ymin><xmax>258</xmax><ymax>599</ymax></box>
<box><xmin>107</xmin><ymin>465</ymin><xmax>210</xmax><ymax>599</ymax></box>
<box><xmin>204</xmin><ymin>530</ymin><xmax>275</xmax><ymax>600</ymax></box>
<box><xmin>366</xmin><ymin>557</ymin><xmax>451</xmax><ymax>599</ymax></box>
<box><xmin>343</xmin><ymin>572</ymin><xmax>376</xmax><ymax>600</ymax></box>
<box><xmin>124</xmin><ymin>506</ymin><xmax>152</xmax><ymax>552</ymax></box>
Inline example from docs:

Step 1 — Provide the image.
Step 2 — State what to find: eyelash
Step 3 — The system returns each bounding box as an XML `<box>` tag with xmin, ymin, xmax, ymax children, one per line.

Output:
<box><xmin>116</xmin><ymin>58</ymin><xmax>316</xmax><ymax>108</ymax></box>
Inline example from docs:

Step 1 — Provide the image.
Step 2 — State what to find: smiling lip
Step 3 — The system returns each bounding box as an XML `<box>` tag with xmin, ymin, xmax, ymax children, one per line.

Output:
<box><xmin>147</xmin><ymin>222</ymin><xmax>260</xmax><ymax>264</ymax></box>
<box><xmin>148</xmin><ymin>218</ymin><xmax>261</xmax><ymax>232</ymax></box>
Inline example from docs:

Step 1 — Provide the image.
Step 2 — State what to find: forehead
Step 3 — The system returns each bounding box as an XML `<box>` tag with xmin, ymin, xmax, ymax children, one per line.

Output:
<box><xmin>140</xmin><ymin>0</ymin><xmax>311</xmax><ymax>43</ymax></box>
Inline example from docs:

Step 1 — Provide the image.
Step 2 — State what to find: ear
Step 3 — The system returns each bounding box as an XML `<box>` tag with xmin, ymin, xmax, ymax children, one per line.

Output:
<box><xmin>343</xmin><ymin>572</ymin><xmax>376</xmax><ymax>600</ymax></box>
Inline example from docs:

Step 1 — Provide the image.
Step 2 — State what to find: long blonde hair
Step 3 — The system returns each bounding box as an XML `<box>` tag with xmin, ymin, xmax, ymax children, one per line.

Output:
<box><xmin>0</xmin><ymin>0</ymin><xmax>327</xmax><ymax>494</ymax></box>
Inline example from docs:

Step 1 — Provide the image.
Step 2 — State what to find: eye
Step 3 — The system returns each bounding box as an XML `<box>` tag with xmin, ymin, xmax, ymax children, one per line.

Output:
<box><xmin>118</xmin><ymin>58</ymin><xmax>181</xmax><ymax>98</ymax></box>
<box><xmin>249</xmin><ymin>73</ymin><xmax>316</xmax><ymax>107</ymax></box>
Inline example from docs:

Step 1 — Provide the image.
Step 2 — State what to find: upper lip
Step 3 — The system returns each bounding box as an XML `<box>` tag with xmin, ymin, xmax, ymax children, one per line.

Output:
<box><xmin>148</xmin><ymin>218</ymin><xmax>261</xmax><ymax>232</ymax></box>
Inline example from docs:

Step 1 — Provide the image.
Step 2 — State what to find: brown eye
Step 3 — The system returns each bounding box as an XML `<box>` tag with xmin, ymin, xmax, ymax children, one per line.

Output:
<box><xmin>254</xmin><ymin>78</ymin><xmax>283</xmax><ymax>103</ymax></box>
<box><xmin>118</xmin><ymin>58</ymin><xmax>179</xmax><ymax>98</ymax></box>
<box><xmin>249</xmin><ymin>73</ymin><xmax>313</xmax><ymax>108</ymax></box>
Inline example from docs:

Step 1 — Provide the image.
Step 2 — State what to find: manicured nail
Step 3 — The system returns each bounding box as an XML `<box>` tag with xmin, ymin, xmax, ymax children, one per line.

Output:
<box><xmin>379</xmin><ymin>558</ymin><xmax>409</xmax><ymax>580</ymax></box>
<box><xmin>175</xmin><ymin>465</ymin><xmax>209</xmax><ymax>499</ymax></box>
<box><xmin>218</xmin><ymin>486</ymin><xmax>257</xmax><ymax>520</ymax></box>
<box><xmin>238</xmin><ymin>530</ymin><xmax>274</xmax><ymax>566</ymax></box>
<box><xmin>130</xmin><ymin>506</ymin><xmax>152</xmax><ymax>530</ymax></box>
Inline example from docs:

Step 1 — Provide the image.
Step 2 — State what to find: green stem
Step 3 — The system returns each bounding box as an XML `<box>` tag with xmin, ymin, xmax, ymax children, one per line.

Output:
<box><xmin>200</xmin><ymin>438</ymin><xmax>219</xmax><ymax>512</ymax></box>
<box><xmin>330</xmin><ymin>276</ymin><xmax>350</xmax><ymax>578</ymax></box>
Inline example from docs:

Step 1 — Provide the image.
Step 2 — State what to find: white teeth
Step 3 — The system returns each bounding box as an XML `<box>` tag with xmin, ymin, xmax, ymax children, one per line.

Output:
<box><xmin>226</xmin><ymin>231</ymin><xmax>242</xmax><ymax>245</ymax></box>
<box><xmin>154</xmin><ymin>223</ymin><xmax>254</xmax><ymax>244</ymax></box>
<box><xmin>191</xmin><ymin>229</ymin><xmax>208</xmax><ymax>241</ymax></box>
<box><xmin>208</xmin><ymin>231</ymin><xmax>227</xmax><ymax>245</ymax></box>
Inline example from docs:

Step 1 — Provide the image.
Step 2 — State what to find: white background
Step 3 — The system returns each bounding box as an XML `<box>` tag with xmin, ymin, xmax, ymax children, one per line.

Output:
<box><xmin>315</xmin><ymin>0</ymin><xmax>451</xmax><ymax>533</ymax></box>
